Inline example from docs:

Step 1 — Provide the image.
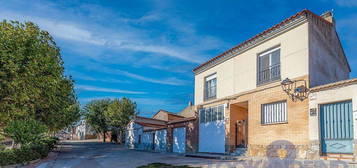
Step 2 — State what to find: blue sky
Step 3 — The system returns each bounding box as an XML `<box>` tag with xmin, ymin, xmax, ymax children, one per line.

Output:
<box><xmin>0</xmin><ymin>0</ymin><xmax>356</xmax><ymax>117</ymax></box>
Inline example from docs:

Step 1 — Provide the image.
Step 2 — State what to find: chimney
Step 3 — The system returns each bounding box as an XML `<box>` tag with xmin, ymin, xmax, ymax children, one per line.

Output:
<box><xmin>188</xmin><ymin>101</ymin><xmax>192</xmax><ymax>106</ymax></box>
<box><xmin>320</xmin><ymin>10</ymin><xmax>335</xmax><ymax>24</ymax></box>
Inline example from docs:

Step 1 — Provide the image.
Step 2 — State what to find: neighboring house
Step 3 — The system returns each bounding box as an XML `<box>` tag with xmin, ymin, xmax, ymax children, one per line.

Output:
<box><xmin>125</xmin><ymin>116</ymin><xmax>167</xmax><ymax>150</ymax></box>
<box><xmin>309</xmin><ymin>79</ymin><xmax>357</xmax><ymax>160</ymax></box>
<box><xmin>152</xmin><ymin>109</ymin><xmax>186</xmax><ymax>121</ymax></box>
<box><xmin>125</xmin><ymin>104</ymin><xmax>198</xmax><ymax>153</ymax></box>
<box><xmin>74</xmin><ymin>120</ymin><xmax>96</xmax><ymax>140</ymax></box>
<box><xmin>178</xmin><ymin>101</ymin><xmax>196</xmax><ymax>118</ymax></box>
<box><xmin>193</xmin><ymin>9</ymin><xmax>354</xmax><ymax>160</ymax></box>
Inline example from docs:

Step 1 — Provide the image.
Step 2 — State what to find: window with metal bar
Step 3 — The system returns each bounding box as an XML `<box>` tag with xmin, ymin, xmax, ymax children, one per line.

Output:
<box><xmin>258</xmin><ymin>48</ymin><xmax>280</xmax><ymax>85</ymax></box>
<box><xmin>261</xmin><ymin>101</ymin><xmax>287</xmax><ymax>124</ymax></box>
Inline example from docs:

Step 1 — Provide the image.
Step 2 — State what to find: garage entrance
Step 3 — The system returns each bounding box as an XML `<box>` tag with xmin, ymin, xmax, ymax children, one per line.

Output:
<box><xmin>173</xmin><ymin>127</ymin><xmax>186</xmax><ymax>153</ymax></box>
<box><xmin>320</xmin><ymin>100</ymin><xmax>353</xmax><ymax>154</ymax></box>
<box><xmin>199</xmin><ymin>104</ymin><xmax>225</xmax><ymax>153</ymax></box>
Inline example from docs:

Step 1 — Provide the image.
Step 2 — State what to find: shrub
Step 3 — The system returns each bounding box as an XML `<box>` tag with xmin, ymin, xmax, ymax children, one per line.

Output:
<box><xmin>4</xmin><ymin>119</ymin><xmax>47</xmax><ymax>145</ymax></box>
<box><xmin>0</xmin><ymin>136</ymin><xmax>59</xmax><ymax>166</ymax></box>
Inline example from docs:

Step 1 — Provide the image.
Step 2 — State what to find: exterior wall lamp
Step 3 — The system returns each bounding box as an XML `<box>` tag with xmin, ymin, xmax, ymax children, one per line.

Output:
<box><xmin>281</xmin><ymin>78</ymin><xmax>309</xmax><ymax>101</ymax></box>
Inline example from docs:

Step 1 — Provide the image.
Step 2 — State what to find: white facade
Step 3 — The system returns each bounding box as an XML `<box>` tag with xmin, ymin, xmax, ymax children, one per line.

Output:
<box><xmin>308</xmin><ymin>82</ymin><xmax>357</xmax><ymax>157</ymax></box>
<box><xmin>194</xmin><ymin>22</ymin><xmax>310</xmax><ymax>105</ymax></box>
<box><xmin>125</xmin><ymin>122</ymin><xmax>143</xmax><ymax>149</ymax></box>
<box><xmin>194</xmin><ymin>12</ymin><xmax>349</xmax><ymax>106</ymax></box>
<box><xmin>309</xmin><ymin>84</ymin><xmax>357</xmax><ymax>142</ymax></box>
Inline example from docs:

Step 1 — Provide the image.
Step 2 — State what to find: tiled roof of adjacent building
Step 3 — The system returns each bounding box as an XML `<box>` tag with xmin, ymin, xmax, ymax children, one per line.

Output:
<box><xmin>193</xmin><ymin>9</ymin><xmax>334</xmax><ymax>74</ymax></box>
<box><xmin>310</xmin><ymin>78</ymin><xmax>357</xmax><ymax>92</ymax></box>
<box><xmin>152</xmin><ymin>109</ymin><xmax>185</xmax><ymax>118</ymax></box>
<box><xmin>135</xmin><ymin>122</ymin><xmax>166</xmax><ymax>127</ymax></box>
<box><xmin>167</xmin><ymin>117</ymin><xmax>196</xmax><ymax>124</ymax></box>
<box><xmin>135</xmin><ymin>115</ymin><xmax>167</xmax><ymax>122</ymax></box>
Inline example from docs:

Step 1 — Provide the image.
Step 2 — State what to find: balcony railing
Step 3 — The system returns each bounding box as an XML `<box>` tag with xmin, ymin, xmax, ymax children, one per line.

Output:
<box><xmin>258</xmin><ymin>64</ymin><xmax>280</xmax><ymax>85</ymax></box>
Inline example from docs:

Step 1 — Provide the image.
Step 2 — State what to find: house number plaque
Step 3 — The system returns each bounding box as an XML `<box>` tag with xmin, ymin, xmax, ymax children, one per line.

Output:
<box><xmin>310</xmin><ymin>108</ymin><xmax>317</xmax><ymax>116</ymax></box>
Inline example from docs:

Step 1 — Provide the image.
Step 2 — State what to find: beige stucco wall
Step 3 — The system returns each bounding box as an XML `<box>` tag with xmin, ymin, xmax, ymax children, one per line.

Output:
<box><xmin>308</xmin><ymin>20</ymin><xmax>350</xmax><ymax>87</ymax></box>
<box><xmin>309</xmin><ymin>84</ymin><xmax>357</xmax><ymax>142</ymax></box>
<box><xmin>194</xmin><ymin>22</ymin><xmax>309</xmax><ymax>105</ymax></box>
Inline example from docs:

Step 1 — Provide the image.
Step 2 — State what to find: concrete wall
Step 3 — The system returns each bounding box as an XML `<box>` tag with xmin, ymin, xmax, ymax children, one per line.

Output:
<box><xmin>194</xmin><ymin>22</ymin><xmax>309</xmax><ymax>105</ymax></box>
<box><xmin>309</xmin><ymin>84</ymin><xmax>357</xmax><ymax>159</ymax></box>
<box><xmin>308</xmin><ymin>19</ymin><xmax>350</xmax><ymax>87</ymax></box>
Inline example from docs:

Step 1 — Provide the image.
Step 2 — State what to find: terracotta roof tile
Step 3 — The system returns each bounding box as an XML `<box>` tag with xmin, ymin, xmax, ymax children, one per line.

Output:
<box><xmin>167</xmin><ymin>117</ymin><xmax>196</xmax><ymax>124</ymax></box>
<box><xmin>193</xmin><ymin>9</ymin><xmax>332</xmax><ymax>73</ymax></box>
<box><xmin>135</xmin><ymin>116</ymin><xmax>167</xmax><ymax>122</ymax></box>
<box><xmin>310</xmin><ymin>78</ymin><xmax>357</xmax><ymax>92</ymax></box>
<box><xmin>135</xmin><ymin>122</ymin><xmax>165</xmax><ymax>127</ymax></box>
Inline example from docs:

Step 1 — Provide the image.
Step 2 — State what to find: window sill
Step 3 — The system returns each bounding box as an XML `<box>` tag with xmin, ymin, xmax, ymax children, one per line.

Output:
<box><xmin>261</xmin><ymin>122</ymin><xmax>288</xmax><ymax>126</ymax></box>
<box><xmin>257</xmin><ymin>78</ymin><xmax>281</xmax><ymax>87</ymax></box>
<box><xmin>204</xmin><ymin>97</ymin><xmax>217</xmax><ymax>102</ymax></box>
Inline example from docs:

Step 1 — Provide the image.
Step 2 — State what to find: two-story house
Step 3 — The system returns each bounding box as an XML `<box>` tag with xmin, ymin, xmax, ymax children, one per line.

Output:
<box><xmin>193</xmin><ymin>9</ymin><xmax>353</xmax><ymax>159</ymax></box>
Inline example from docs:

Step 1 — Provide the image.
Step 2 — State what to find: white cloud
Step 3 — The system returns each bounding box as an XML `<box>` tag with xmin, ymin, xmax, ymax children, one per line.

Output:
<box><xmin>75</xmin><ymin>85</ymin><xmax>146</xmax><ymax>94</ymax></box>
<box><xmin>335</xmin><ymin>0</ymin><xmax>357</xmax><ymax>7</ymax></box>
<box><xmin>80</xmin><ymin>63</ymin><xmax>191</xmax><ymax>86</ymax></box>
<box><xmin>69</xmin><ymin>71</ymin><xmax>131</xmax><ymax>84</ymax></box>
<box><xmin>116</xmin><ymin>69</ymin><xmax>189</xmax><ymax>86</ymax></box>
<box><xmin>0</xmin><ymin>9</ymin><xmax>208</xmax><ymax>64</ymax></box>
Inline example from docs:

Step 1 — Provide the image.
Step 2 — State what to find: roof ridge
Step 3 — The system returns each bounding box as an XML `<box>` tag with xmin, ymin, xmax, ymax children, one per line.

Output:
<box><xmin>153</xmin><ymin>109</ymin><xmax>184</xmax><ymax>118</ymax></box>
<box><xmin>193</xmin><ymin>9</ymin><xmax>332</xmax><ymax>73</ymax></box>
<box><xmin>135</xmin><ymin>116</ymin><xmax>167</xmax><ymax>122</ymax></box>
<box><xmin>310</xmin><ymin>78</ymin><xmax>357</xmax><ymax>92</ymax></box>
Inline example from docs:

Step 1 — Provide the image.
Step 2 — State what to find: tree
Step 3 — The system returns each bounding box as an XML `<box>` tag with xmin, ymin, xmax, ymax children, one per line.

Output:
<box><xmin>84</xmin><ymin>99</ymin><xmax>111</xmax><ymax>142</ymax></box>
<box><xmin>105</xmin><ymin>98</ymin><xmax>137</xmax><ymax>143</ymax></box>
<box><xmin>0</xmin><ymin>20</ymin><xmax>80</xmax><ymax>131</ymax></box>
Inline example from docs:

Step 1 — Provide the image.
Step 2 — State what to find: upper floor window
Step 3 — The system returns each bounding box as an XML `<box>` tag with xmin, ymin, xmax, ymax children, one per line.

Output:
<box><xmin>258</xmin><ymin>47</ymin><xmax>281</xmax><ymax>85</ymax></box>
<box><xmin>204</xmin><ymin>73</ymin><xmax>217</xmax><ymax>101</ymax></box>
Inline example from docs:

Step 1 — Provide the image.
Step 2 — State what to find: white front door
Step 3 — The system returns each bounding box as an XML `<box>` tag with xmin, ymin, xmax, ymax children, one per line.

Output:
<box><xmin>173</xmin><ymin>127</ymin><xmax>186</xmax><ymax>153</ymax></box>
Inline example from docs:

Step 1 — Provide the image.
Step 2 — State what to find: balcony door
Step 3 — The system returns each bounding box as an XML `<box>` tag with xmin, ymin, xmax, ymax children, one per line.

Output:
<box><xmin>258</xmin><ymin>47</ymin><xmax>280</xmax><ymax>85</ymax></box>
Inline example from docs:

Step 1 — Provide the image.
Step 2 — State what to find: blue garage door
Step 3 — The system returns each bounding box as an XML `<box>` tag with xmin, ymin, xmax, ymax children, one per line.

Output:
<box><xmin>320</xmin><ymin>100</ymin><xmax>353</xmax><ymax>154</ymax></box>
<box><xmin>173</xmin><ymin>127</ymin><xmax>186</xmax><ymax>153</ymax></box>
<box><xmin>199</xmin><ymin>105</ymin><xmax>225</xmax><ymax>153</ymax></box>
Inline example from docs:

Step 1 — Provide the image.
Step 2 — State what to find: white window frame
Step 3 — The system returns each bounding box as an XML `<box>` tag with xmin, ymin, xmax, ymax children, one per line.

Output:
<box><xmin>204</xmin><ymin>73</ymin><xmax>217</xmax><ymax>101</ymax></box>
<box><xmin>261</xmin><ymin>101</ymin><xmax>287</xmax><ymax>125</ymax></box>
<box><xmin>258</xmin><ymin>47</ymin><xmax>281</xmax><ymax>66</ymax></box>
<box><xmin>199</xmin><ymin>105</ymin><xmax>225</xmax><ymax>123</ymax></box>
<box><xmin>257</xmin><ymin>47</ymin><xmax>281</xmax><ymax>85</ymax></box>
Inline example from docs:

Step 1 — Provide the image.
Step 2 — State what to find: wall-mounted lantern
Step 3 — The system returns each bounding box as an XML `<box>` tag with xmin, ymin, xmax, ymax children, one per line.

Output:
<box><xmin>281</xmin><ymin>78</ymin><xmax>309</xmax><ymax>101</ymax></box>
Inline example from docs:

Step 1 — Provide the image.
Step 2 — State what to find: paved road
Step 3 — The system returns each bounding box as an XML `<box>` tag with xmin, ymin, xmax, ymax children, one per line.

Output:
<box><xmin>34</xmin><ymin>140</ymin><xmax>225</xmax><ymax>168</ymax></box>
<box><xmin>35</xmin><ymin>141</ymin><xmax>356</xmax><ymax>168</ymax></box>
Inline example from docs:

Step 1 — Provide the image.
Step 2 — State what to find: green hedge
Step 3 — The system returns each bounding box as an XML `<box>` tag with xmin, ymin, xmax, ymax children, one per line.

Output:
<box><xmin>0</xmin><ymin>137</ymin><xmax>59</xmax><ymax>166</ymax></box>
